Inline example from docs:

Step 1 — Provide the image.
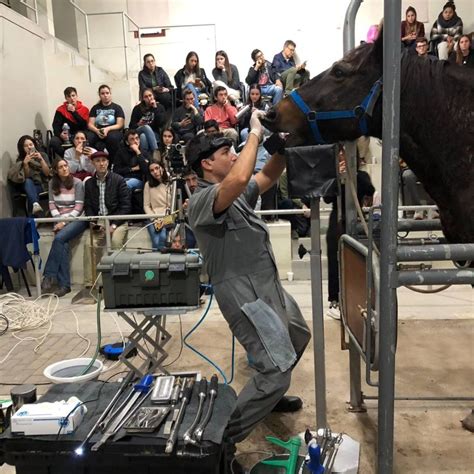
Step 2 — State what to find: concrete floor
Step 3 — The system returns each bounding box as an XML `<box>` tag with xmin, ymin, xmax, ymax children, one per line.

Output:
<box><xmin>0</xmin><ymin>282</ymin><xmax>473</xmax><ymax>473</ymax></box>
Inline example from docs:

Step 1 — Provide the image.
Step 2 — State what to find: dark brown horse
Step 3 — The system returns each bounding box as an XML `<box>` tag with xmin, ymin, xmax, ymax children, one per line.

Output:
<box><xmin>263</xmin><ymin>34</ymin><xmax>474</xmax><ymax>244</ymax></box>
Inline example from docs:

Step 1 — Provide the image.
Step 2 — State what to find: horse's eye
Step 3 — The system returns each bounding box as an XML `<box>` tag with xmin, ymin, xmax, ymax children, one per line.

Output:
<box><xmin>333</xmin><ymin>67</ymin><xmax>344</xmax><ymax>78</ymax></box>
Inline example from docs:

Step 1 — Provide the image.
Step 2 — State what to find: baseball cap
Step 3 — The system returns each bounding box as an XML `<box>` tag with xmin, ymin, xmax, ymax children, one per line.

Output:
<box><xmin>90</xmin><ymin>151</ymin><xmax>109</xmax><ymax>160</ymax></box>
<box><xmin>186</xmin><ymin>134</ymin><xmax>233</xmax><ymax>169</ymax></box>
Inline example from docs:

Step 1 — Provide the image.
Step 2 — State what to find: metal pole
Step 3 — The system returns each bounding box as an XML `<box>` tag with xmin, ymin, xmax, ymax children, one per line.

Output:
<box><xmin>343</xmin><ymin>0</ymin><xmax>363</xmax><ymax>52</ymax></box>
<box><xmin>396</xmin><ymin>244</ymin><xmax>474</xmax><ymax>262</ymax></box>
<box><xmin>122</xmin><ymin>13</ymin><xmax>130</xmax><ymax>81</ymax></box>
<box><xmin>398</xmin><ymin>269</ymin><xmax>474</xmax><ymax>286</ymax></box>
<box><xmin>309</xmin><ymin>197</ymin><xmax>327</xmax><ymax>429</ymax></box>
<box><xmin>378</xmin><ymin>1</ymin><xmax>402</xmax><ymax>472</ymax></box>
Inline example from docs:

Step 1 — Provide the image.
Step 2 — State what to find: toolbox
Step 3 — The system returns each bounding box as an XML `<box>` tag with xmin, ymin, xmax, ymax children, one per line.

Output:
<box><xmin>97</xmin><ymin>251</ymin><xmax>201</xmax><ymax>309</ymax></box>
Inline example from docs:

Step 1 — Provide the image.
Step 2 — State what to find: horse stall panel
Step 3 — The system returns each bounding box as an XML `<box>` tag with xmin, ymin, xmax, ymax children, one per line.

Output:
<box><xmin>340</xmin><ymin>238</ymin><xmax>377</xmax><ymax>367</ymax></box>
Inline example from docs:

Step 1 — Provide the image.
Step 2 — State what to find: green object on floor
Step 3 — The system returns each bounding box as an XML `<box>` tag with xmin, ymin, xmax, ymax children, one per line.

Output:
<box><xmin>262</xmin><ymin>436</ymin><xmax>301</xmax><ymax>473</ymax></box>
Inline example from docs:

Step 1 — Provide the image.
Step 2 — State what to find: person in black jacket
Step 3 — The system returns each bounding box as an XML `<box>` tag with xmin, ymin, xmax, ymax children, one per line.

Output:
<box><xmin>138</xmin><ymin>54</ymin><xmax>173</xmax><ymax>110</ymax></box>
<box><xmin>83</xmin><ymin>151</ymin><xmax>130</xmax><ymax>287</ymax></box>
<box><xmin>245</xmin><ymin>49</ymin><xmax>283</xmax><ymax>105</ymax></box>
<box><xmin>171</xmin><ymin>89</ymin><xmax>203</xmax><ymax>142</ymax></box>
<box><xmin>174</xmin><ymin>51</ymin><xmax>212</xmax><ymax>106</ymax></box>
<box><xmin>129</xmin><ymin>88</ymin><xmax>166</xmax><ymax>153</ymax></box>
<box><xmin>50</xmin><ymin>87</ymin><xmax>90</xmax><ymax>158</ymax></box>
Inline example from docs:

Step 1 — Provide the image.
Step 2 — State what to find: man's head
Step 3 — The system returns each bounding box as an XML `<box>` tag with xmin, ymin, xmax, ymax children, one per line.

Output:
<box><xmin>125</xmin><ymin>129</ymin><xmax>140</xmax><ymax>148</ymax></box>
<box><xmin>183</xmin><ymin>167</ymin><xmax>198</xmax><ymax>193</ymax></box>
<box><xmin>64</xmin><ymin>86</ymin><xmax>78</xmax><ymax>105</ymax></box>
<box><xmin>415</xmin><ymin>37</ymin><xmax>429</xmax><ymax>56</ymax></box>
<box><xmin>203</xmin><ymin>120</ymin><xmax>219</xmax><ymax>135</ymax></box>
<box><xmin>213</xmin><ymin>86</ymin><xmax>228</xmax><ymax>105</ymax></box>
<box><xmin>283</xmin><ymin>40</ymin><xmax>296</xmax><ymax>59</ymax></box>
<box><xmin>90</xmin><ymin>151</ymin><xmax>109</xmax><ymax>176</ymax></box>
<box><xmin>183</xmin><ymin>89</ymin><xmax>195</xmax><ymax>108</ymax></box>
<box><xmin>251</xmin><ymin>49</ymin><xmax>265</xmax><ymax>64</ymax></box>
<box><xmin>186</xmin><ymin>133</ymin><xmax>235</xmax><ymax>181</ymax></box>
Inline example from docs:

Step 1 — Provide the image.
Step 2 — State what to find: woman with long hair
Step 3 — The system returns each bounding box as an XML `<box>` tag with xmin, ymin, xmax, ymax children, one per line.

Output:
<box><xmin>138</xmin><ymin>53</ymin><xmax>173</xmax><ymax>110</ymax></box>
<box><xmin>238</xmin><ymin>84</ymin><xmax>268</xmax><ymax>142</ymax></box>
<box><xmin>129</xmin><ymin>87</ymin><xmax>167</xmax><ymax>152</ymax></box>
<box><xmin>401</xmin><ymin>6</ymin><xmax>425</xmax><ymax>49</ymax></box>
<box><xmin>450</xmin><ymin>34</ymin><xmax>474</xmax><ymax>67</ymax></box>
<box><xmin>8</xmin><ymin>135</ymin><xmax>50</xmax><ymax>216</ymax></box>
<box><xmin>154</xmin><ymin>128</ymin><xmax>177</xmax><ymax>167</ymax></box>
<box><xmin>212</xmin><ymin>50</ymin><xmax>241</xmax><ymax>102</ymax></box>
<box><xmin>41</xmin><ymin>159</ymin><xmax>88</xmax><ymax>296</ymax></box>
<box><xmin>174</xmin><ymin>51</ymin><xmax>212</xmax><ymax>107</ymax></box>
<box><xmin>430</xmin><ymin>1</ymin><xmax>463</xmax><ymax>60</ymax></box>
<box><xmin>143</xmin><ymin>161</ymin><xmax>172</xmax><ymax>250</ymax></box>
<box><xmin>63</xmin><ymin>130</ymin><xmax>96</xmax><ymax>181</ymax></box>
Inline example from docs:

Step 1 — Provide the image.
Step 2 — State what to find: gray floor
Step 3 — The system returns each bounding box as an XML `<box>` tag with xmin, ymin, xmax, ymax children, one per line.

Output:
<box><xmin>1</xmin><ymin>281</ymin><xmax>473</xmax><ymax>473</ymax></box>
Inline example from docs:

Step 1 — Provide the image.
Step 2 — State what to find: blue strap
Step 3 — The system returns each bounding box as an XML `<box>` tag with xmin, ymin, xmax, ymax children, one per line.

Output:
<box><xmin>289</xmin><ymin>90</ymin><xmax>325</xmax><ymax>144</ymax></box>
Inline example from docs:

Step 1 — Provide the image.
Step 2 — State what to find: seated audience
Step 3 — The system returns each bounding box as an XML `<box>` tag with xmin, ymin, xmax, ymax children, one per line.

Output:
<box><xmin>138</xmin><ymin>53</ymin><xmax>173</xmax><ymax>111</ymax></box>
<box><xmin>113</xmin><ymin>129</ymin><xmax>150</xmax><ymax>191</ymax></box>
<box><xmin>50</xmin><ymin>87</ymin><xmax>89</xmax><ymax>158</ymax></box>
<box><xmin>174</xmin><ymin>51</ymin><xmax>212</xmax><ymax>107</ymax></box>
<box><xmin>87</xmin><ymin>84</ymin><xmax>125</xmax><ymax>163</ymax></box>
<box><xmin>246</xmin><ymin>49</ymin><xmax>283</xmax><ymax>105</ymax></box>
<box><xmin>238</xmin><ymin>84</ymin><xmax>269</xmax><ymax>142</ymax></box>
<box><xmin>271</xmin><ymin>40</ymin><xmax>310</xmax><ymax>94</ymax></box>
<box><xmin>415</xmin><ymin>37</ymin><xmax>437</xmax><ymax>60</ymax></box>
<box><xmin>171</xmin><ymin>89</ymin><xmax>203</xmax><ymax>142</ymax></box>
<box><xmin>8</xmin><ymin>135</ymin><xmax>50</xmax><ymax>216</ymax></box>
<box><xmin>41</xmin><ymin>159</ymin><xmax>88</xmax><ymax>297</ymax></box>
<box><xmin>63</xmin><ymin>131</ymin><xmax>96</xmax><ymax>181</ymax></box>
<box><xmin>204</xmin><ymin>86</ymin><xmax>238</xmax><ymax>144</ymax></box>
<box><xmin>212</xmin><ymin>50</ymin><xmax>242</xmax><ymax>103</ymax></box>
<box><xmin>430</xmin><ymin>1</ymin><xmax>463</xmax><ymax>60</ymax></box>
<box><xmin>154</xmin><ymin>128</ymin><xmax>177</xmax><ymax>166</ymax></box>
<box><xmin>203</xmin><ymin>119</ymin><xmax>220</xmax><ymax>135</ymax></box>
<box><xmin>83</xmin><ymin>152</ymin><xmax>130</xmax><ymax>287</ymax></box>
<box><xmin>143</xmin><ymin>161</ymin><xmax>172</xmax><ymax>250</ymax></box>
<box><xmin>129</xmin><ymin>88</ymin><xmax>166</xmax><ymax>153</ymax></box>
<box><xmin>449</xmin><ymin>34</ymin><xmax>474</xmax><ymax>67</ymax></box>
<box><xmin>277</xmin><ymin>171</ymin><xmax>311</xmax><ymax>239</ymax></box>
<box><xmin>401</xmin><ymin>6</ymin><xmax>425</xmax><ymax>50</ymax></box>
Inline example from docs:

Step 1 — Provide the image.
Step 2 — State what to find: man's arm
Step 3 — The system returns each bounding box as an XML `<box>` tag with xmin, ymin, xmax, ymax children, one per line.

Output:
<box><xmin>254</xmin><ymin>152</ymin><xmax>286</xmax><ymax>195</ymax></box>
<box><xmin>213</xmin><ymin>111</ymin><xmax>264</xmax><ymax>214</ymax></box>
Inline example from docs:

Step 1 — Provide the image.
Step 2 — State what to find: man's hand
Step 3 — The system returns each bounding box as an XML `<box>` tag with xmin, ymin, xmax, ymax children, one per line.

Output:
<box><xmin>302</xmin><ymin>204</ymin><xmax>311</xmax><ymax>219</ymax></box>
<box><xmin>130</xmin><ymin>143</ymin><xmax>140</xmax><ymax>155</ymax></box>
<box><xmin>66</xmin><ymin>103</ymin><xmax>76</xmax><ymax>112</ymax></box>
<box><xmin>180</xmin><ymin>117</ymin><xmax>192</xmax><ymax>127</ymax></box>
<box><xmin>249</xmin><ymin>109</ymin><xmax>265</xmax><ymax>141</ymax></box>
<box><xmin>54</xmin><ymin>222</ymin><xmax>66</xmax><ymax>233</ymax></box>
<box><xmin>101</xmin><ymin>127</ymin><xmax>109</xmax><ymax>138</ymax></box>
<box><xmin>275</xmin><ymin>79</ymin><xmax>283</xmax><ymax>88</ymax></box>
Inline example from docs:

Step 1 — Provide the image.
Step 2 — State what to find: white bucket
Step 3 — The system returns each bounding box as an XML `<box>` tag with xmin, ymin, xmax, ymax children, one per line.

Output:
<box><xmin>43</xmin><ymin>358</ymin><xmax>103</xmax><ymax>384</ymax></box>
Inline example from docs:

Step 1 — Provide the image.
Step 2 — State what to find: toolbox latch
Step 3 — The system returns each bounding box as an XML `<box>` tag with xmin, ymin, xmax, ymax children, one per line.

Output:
<box><xmin>112</xmin><ymin>262</ymin><xmax>130</xmax><ymax>277</ymax></box>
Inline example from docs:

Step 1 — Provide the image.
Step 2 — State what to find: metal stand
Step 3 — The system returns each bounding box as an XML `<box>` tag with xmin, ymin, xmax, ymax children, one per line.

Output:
<box><xmin>110</xmin><ymin>306</ymin><xmax>199</xmax><ymax>377</ymax></box>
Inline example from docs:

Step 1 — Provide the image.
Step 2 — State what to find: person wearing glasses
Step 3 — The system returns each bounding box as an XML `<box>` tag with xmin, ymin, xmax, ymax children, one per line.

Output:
<box><xmin>186</xmin><ymin>111</ymin><xmax>310</xmax><ymax>472</ymax></box>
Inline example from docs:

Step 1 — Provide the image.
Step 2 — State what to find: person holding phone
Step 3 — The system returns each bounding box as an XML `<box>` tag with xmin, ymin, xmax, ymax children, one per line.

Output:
<box><xmin>171</xmin><ymin>88</ymin><xmax>203</xmax><ymax>142</ymax></box>
<box><xmin>8</xmin><ymin>135</ymin><xmax>50</xmax><ymax>216</ymax></box>
<box><xmin>63</xmin><ymin>131</ymin><xmax>97</xmax><ymax>181</ymax></box>
<box><xmin>271</xmin><ymin>40</ymin><xmax>310</xmax><ymax>95</ymax></box>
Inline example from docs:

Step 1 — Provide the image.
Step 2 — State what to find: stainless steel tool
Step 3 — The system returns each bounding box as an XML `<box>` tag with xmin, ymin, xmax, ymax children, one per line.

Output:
<box><xmin>193</xmin><ymin>374</ymin><xmax>218</xmax><ymax>443</ymax></box>
<box><xmin>183</xmin><ymin>377</ymin><xmax>207</xmax><ymax>445</ymax></box>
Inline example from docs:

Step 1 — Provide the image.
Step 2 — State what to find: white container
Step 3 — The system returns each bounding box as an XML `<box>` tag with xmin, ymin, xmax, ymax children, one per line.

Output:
<box><xmin>43</xmin><ymin>358</ymin><xmax>103</xmax><ymax>384</ymax></box>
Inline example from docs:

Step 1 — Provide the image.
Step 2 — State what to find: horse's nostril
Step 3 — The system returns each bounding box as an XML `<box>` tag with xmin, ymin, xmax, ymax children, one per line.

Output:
<box><xmin>265</xmin><ymin>108</ymin><xmax>276</xmax><ymax>121</ymax></box>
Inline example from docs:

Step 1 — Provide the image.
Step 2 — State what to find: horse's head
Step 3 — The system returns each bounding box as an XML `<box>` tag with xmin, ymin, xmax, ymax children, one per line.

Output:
<box><xmin>262</xmin><ymin>35</ymin><xmax>384</xmax><ymax>145</ymax></box>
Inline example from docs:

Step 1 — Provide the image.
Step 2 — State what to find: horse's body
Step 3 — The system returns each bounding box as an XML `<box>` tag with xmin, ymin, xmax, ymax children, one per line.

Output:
<box><xmin>263</xmin><ymin>36</ymin><xmax>474</xmax><ymax>244</ymax></box>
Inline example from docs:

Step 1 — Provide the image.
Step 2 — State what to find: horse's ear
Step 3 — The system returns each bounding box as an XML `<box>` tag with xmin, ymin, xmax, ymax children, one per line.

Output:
<box><xmin>373</xmin><ymin>24</ymin><xmax>384</xmax><ymax>63</ymax></box>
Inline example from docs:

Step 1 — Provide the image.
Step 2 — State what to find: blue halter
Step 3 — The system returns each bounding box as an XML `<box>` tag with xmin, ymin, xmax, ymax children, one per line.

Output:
<box><xmin>288</xmin><ymin>78</ymin><xmax>383</xmax><ymax>144</ymax></box>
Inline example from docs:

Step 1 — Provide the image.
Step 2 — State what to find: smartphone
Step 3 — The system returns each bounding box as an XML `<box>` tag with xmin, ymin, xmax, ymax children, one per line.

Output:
<box><xmin>82</xmin><ymin>140</ymin><xmax>89</xmax><ymax>151</ymax></box>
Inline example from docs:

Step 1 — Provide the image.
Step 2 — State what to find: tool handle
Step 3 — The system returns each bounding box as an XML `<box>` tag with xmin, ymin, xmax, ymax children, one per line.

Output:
<box><xmin>182</xmin><ymin>385</ymin><xmax>193</xmax><ymax>402</ymax></box>
<box><xmin>198</xmin><ymin>377</ymin><xmax>207</xmax><ymax>396</ymax></box>
<box><xmin>134</xmin><ymin>374</ymin><xmax>154</xmax><ymax>392</ymax></box>
<box><xmin>209</xmin><ymin>374</ymin><xmax>218</xmax><ymax>393</ymax></box>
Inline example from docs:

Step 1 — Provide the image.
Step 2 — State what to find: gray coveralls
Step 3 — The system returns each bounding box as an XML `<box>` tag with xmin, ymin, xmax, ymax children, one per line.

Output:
<box><xmin>188</xmin><ymin>178</ymin><xmax>311</xmax><ymax>444</ymax></box>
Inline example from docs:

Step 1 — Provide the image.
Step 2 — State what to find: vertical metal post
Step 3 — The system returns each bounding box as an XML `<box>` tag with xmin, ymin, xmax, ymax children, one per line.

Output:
<box><xmin>85</xmin><ymin>15</ymin><xmax>92</xmax><ymax>82</ymax></box>
<box><xmin>122</xmin><ymin>13</ymin><xmax>129</xmax><ymax>81</ymax></box>
<box><xmin>378</xmin><ymin>1</ymin><xmax>402</xmax><ymax>472</ymax></box>
<box><xmin>33</xmin><ymin>0</ymin><xmax>38</xmax><ymax>24</ymax></box>
<box><xmin>310</xmin><ymin>197</ymin><xmax>327</xmax><ymax>429</ymax></box>
<box><xmin>343</xmin><ymin>0</ymin><xmax>363</xmax><ymax>52</ymax></box>
<box><xmin>348</xmin><ymin>340</ymin><xmax>364</xmax><ymax>409</ymax></box>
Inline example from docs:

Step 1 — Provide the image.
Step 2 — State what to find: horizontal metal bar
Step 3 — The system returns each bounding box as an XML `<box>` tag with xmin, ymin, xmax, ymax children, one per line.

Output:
<box><xmin>122</xmin><ymin>11</ymin><xmax>140</xmax><ymax>29</ymax></box>
<box><xmin>397</xmin><ymin>219</ymin><xmax>442</xmax><ymax>232</ymax></box>
<box><xmin>397</xmin><ymin>269</ymin><xmax>474</xmax><ymax>286</ymax></box>
<box><xmin>397</xmin><ymin>244</ymin><xmax>474</xmax><ymax>262</ymax></box>
<box><xmin>364</xmin><ymin>395</ymin><xmax>474</xmax><ymax>401</ymax></box>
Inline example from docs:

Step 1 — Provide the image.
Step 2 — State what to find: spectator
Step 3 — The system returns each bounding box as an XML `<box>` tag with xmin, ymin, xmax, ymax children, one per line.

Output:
<box><xmin>171</xmin><ymin>89</ymin><xmax>203</xmax><ymax>142</ymax></box>
<box><xmin>113</xmin><ymin>129</ymin><xmax>150</xmax><ymax>192</ymax></box>
<box><xmin>87</xmin><ymin>84</ymin><xmax>125</xmax><ymax>163</ymax></box>
<box><xmin>204</xmin><ymin>86</ymin><xmax>238</xmax><ymax>144</ymax></box>
<box><xmin>430</xmin><ymin>1</ymin><xmax>463</xmax><ymax>60</ymax></box>
<box><xmin>401</xmin><ymin>6</ymin><xmax>425</xmax><ymax>50</ymax></box>
<box><xmin>415</xmin><ymin>37</ymin><xmax>437</xmax><ymax>60</ymax></box>
<box><xmin>41</xmin><ymin>159</ymin><xmax>88</xmax><ymax>297</ymax></box>
<box><xmin>138</xmin><ymin>53</ymin><xmax>173</xmax><ymax>111</ymax></box>
<box><xmin>203</xmin><ymin>119</ymin><xmax>220</xmax><ymax>135</ymax></box>
<box><xmin>238</xmin><ymin>84</ymin><xmax>269</xmax><ymax>142</ymax></box>
<box><xmin>212</xmin><ymin>50</ymin><xmax>242</xmax><ymax>103</ymax></box>
<box><xmin>83</xmin><ymin>151</ymin><xmax>130</xmax><ymax>287</ymax></box>
<box><xmin>8</xmin><ymin>135</ymin><xmax>50</xmax><ymax>216</ymax></box>
<box><xmin>272</xmin><ymin>40</ymin><xmax>310</xmax><ymax>95</ymax></box>
<box><xmin>449</xmin><ymin>34</ymin><xmax>474</xmax><ymax>67</ymax></box>
<box><xmin>246</xmin><ymin>49</ymin><xmax>283</xmax><ymax>105</ymax></box>
<box><xmin>277</xmin><ymin>171</ymin><xmax>310</xmax><ymax>239</ymax></box>
<box><xmin>143</xmin><ymin>161</ymin><xmax>172</xmax><ymax>250</ymax></box>
<box><xmin>50</xmin><ymin>87</ymin><xmax>89</xmax><ymax>158</ymax></box>
<box><xmin>174</xmin><ymin>51</ymin><xmax>212</xmax><ymax>107</ymax></box>
<box><xmin>129</xmin><ymin>88</ymin><xmax>166</xmax><ymax>154</ymax></box>
<box><xmin>63</xmin><ymin>131</ymin><xmax>96</xmax><ymax>181</ymax></box>
<box><xmin>154</xmin><ymin>128</ymin><xmax>177</xmax><ymax>166</ymax></box>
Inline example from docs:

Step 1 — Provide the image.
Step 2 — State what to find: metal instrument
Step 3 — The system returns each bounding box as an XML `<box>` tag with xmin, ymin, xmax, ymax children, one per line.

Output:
<box><xmin>193</xmin><ymin>374</ymin><xmax>218</xmax><ymax>443</ymax></box>
<box><xmin>183</xmin><ymin>377</ymin><xmax>207</xmax><ymax>445</ymax></box>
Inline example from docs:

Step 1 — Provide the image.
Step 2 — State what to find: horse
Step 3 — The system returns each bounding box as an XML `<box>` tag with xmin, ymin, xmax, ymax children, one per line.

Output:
<box><xmin>263</xmin><ymin>33</ymin><xmax>474</xmax><ymax>245</ymax></box>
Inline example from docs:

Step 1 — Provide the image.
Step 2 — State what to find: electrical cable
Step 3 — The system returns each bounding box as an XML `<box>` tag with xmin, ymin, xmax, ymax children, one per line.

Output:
<box><xmin>79</xmin><ymin>288</ymin><xmax>102</xmax><ymax>376</ymax></box>
<box><xmin>183</xmin><ymin>293</ymin><xmax>235</xmax><ymax>385</ymax></box>
<box><xmin>163</xmin><ymin>315</ymin><xmax>183</xmax><ymax>368</ymax></box>
<box><xmin>0</xmin><ymin>313</ymin><xmax>8</xmax><ymax>336</ymax></box>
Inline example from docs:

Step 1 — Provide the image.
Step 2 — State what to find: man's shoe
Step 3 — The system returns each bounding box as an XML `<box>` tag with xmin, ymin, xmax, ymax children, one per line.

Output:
<box><xmin>54</xmin><ymin>287</ymin><xmax>71</xmax><ymax>297</ymax></box>
<box><xmin>272</xmin><ymin>395</ymin><xmax>303</xmax><ymax>413</ymax></box>
<box><xmin>41</xmin><ymin>276</ymin><xmax>56</xmax><ymax>292</ymax></box>
<box><xmin>326</xmin><ymin>301</ymin><xmax>341</xmax><ymax>320</ymax></box>
<box><xmin>298</xmin><ymin>244</ymin><xmax>308</xmax><ymax>259</ymax></box>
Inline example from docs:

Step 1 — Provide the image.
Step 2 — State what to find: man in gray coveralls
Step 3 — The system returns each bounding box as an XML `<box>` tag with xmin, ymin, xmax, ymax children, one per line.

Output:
<box><xmin>186</xmin><ymin>110</ymin><xmax>311</xmax><ymax>459</ymax></box>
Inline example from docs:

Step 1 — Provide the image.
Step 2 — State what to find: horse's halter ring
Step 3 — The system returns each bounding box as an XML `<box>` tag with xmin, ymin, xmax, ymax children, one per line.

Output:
<box><xmin>289</xmin><ymin>78</ymin><xmax>383</xmax><ymax>144</ymax></box>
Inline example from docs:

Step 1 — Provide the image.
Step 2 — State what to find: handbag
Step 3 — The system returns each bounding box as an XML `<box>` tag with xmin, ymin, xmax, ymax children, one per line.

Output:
<box><xmin>7</xmin><ymin>162</ymin><xmax>26</xmax><ymax>184</ymax></box>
